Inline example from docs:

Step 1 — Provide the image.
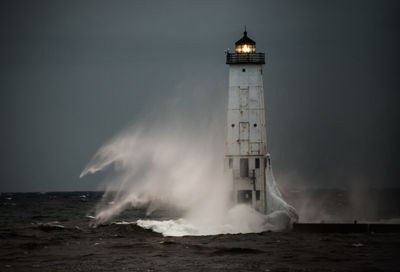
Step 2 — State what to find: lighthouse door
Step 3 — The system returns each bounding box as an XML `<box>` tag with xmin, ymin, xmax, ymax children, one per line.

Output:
<box><xmin>239</xmin><ymin>122</ymin><xmax>249</xmax><ymax>154</ymax></box>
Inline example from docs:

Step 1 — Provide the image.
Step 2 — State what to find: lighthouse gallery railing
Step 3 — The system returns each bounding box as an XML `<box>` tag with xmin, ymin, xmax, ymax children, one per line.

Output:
<box><xmin>226</xmin><ymin>53</ymin><xmax>265</xmax><ymax>64</ymax></box>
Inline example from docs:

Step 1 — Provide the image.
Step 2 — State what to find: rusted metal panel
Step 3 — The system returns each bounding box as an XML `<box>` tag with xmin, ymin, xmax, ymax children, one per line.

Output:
<box><xmin>250</xmin><ymin>143</ymin><xmax>260</xmax><ymax>154</ymax></box>
<box><xmin>239</xmin><ymin>122</ymin><xmax>249</xmax><ymax>140</ymax></box>
<box><xmin>239</xmin><ymin>88</ymin><xmax>249</xmax><ymax>108</ymax></box>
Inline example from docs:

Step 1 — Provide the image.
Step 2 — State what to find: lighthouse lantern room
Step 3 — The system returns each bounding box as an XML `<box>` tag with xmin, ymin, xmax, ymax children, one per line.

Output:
<box><xmin>235</xmin><ymin>30</ymin><xmax>256</xmax><ymax>53</ymax></box>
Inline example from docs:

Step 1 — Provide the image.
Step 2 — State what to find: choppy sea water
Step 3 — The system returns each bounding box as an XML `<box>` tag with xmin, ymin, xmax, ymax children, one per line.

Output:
<box><xmin>1</xmin><ymin>189</ymin><xmax>400</xmax><ymax>228</ymax></box>
<box><xmin>1</xmin><ymin>190</ymin><xmax>400</xmax><ymax>271</ymax></box>
<box><xmin>0</xmin><ymin>191</ymin><xmax>183</xmax><ymax>228</ymax></box>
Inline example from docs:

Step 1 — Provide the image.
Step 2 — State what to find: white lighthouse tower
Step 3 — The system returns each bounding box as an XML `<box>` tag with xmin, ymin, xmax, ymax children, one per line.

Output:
<box><xmin>225</xmin><ymin>30</ymin><xmax>298</xmax><ymax>223</ymax></box>
<box><xmin>224</xmin><ymin>30</ymin><xmax>269</xmax><ymax>214</ymax></box>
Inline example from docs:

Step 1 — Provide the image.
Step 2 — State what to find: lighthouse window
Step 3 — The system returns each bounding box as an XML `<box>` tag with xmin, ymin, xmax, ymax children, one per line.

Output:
<box><xmin>242</xmin><ymin>68</ymin><xmax>246</xmax><ymax>72</ymax></box>
<box><xmin>237</xmin><ymin>190</ymin><xmax>252</xmax><ymax>204</ymax></box>
<box><xmin>255</xmin><ymin>158</ymin><xmax>260</xmax><ymax>169</ymax></box>
<box><xmin>229</xmin><ymin>158</ymin><xmax>233</xmax><ymax>169</ymax></box>
<box><xmin>231</xmin><ymin>124</ymin><xmax>235</xmax><ymax>127</ymax></box>
<box><xmin>256</xmin><ymin>190</ymin><xmax>260</xmax><ymax>200</ymax></box>
<box><xmin>240</xmin><ymin>158</ymin><xmax>249</xmax><ymax>178</ymax></box>
<box><xmin>254</xmin><ymin>123</ymin><xmax>257</xmax><ymax>127</ymax></box>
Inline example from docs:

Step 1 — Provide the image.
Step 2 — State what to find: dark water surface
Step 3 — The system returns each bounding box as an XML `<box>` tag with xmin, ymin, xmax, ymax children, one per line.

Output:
<box><xmin>0</xmin><ymin>192</ymin><xmax>180</xmax><ymax>227</ymax></box>
<box><xmin>1</xmin><ymin>191</ymin><xmax>399</xmax><ymax>271</ymax></box>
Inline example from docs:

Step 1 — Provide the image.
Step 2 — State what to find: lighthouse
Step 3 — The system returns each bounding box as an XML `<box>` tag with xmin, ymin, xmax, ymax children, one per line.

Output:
<box><xmin>225</xmin><ymin>30</ymin><xmax>269</xmax><ymax>214</ymax></box>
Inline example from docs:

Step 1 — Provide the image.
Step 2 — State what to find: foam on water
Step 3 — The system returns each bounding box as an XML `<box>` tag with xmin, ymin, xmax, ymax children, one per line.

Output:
<box><xmin>129</xmin><ymin>204</ymin><xmax>293</xmax><ymax>237</ymax></box>
<box><xmin>137</xmin><ymin>219</ymin><xmax>201</xmax><ymax>236</ymax></box>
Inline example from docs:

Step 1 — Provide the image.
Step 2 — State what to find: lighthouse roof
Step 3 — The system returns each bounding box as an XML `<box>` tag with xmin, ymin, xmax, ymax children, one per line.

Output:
<box><xmin>235</xmin><ymin>31</ymin><xmax>256</xmax><ymax>46</ymax></box>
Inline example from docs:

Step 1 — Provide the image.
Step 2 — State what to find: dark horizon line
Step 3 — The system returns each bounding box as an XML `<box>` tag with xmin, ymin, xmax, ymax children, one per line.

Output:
<box><xmin>2</xmin><ymin>187</ymin><xmax>400</xmax><ymax>194</ymax></box>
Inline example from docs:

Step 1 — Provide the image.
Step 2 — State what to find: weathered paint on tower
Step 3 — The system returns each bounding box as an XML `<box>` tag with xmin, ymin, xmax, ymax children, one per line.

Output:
<box><xmin>225</xmin><ymin>31</ymin><xmax>268</xmax><ymax>214</ymax></box>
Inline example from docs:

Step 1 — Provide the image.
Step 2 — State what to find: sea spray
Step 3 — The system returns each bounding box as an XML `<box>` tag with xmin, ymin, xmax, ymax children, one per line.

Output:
<box><xmin>81</xmin><ymin>111</ymin><xmax>297</xmax><ymax>235</ymax></box>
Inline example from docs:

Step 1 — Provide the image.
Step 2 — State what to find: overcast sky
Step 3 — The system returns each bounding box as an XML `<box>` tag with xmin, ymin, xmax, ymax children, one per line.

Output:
<box><xmin>0</xmin><ymin>0</ymin><xmax>399</xmax><ymax>191</ymax></box>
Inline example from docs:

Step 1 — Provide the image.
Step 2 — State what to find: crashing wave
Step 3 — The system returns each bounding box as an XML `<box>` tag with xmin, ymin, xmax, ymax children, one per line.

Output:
<box><xmin>264</xmin><ymin>157</ymin><xmax>299</xmax><ymax>229</ymax></box>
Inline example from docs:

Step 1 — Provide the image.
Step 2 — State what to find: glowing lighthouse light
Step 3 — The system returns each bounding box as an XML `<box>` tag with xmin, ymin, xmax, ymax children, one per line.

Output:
<box><xmin>235</xmin><ymin>31</ymin><xmax>256</xmax><ymax>53</ymax></box>
<box><xmin>242</xmin><ymin>44</ymin><xmax>251</xmax><ymax>53</ymax></box>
